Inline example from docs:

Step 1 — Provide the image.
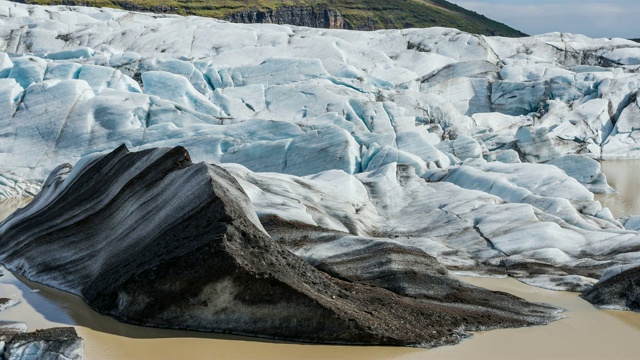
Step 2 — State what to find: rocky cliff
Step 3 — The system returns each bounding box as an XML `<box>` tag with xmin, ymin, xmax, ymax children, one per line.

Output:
<box><xmin>225</xmin><ymin>5</ymin><xmax>345</xmax><ymax>29</ymax></box>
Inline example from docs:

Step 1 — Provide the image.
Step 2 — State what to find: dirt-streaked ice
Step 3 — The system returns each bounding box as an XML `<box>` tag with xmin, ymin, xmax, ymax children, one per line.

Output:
<box><xmin>1</xmin><ymin>0</ymin><xmax>640</xmax><ymax>290</ymax></box>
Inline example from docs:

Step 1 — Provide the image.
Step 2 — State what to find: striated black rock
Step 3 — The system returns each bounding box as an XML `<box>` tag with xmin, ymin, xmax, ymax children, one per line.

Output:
<box><xmin>582</xmin><ymin>266</ymin><xmax>640</xmax><ymax>311</ymax></box>
<box><xmin>0</xmin><ymin>145</ymin><xmax>560</xmax><ymax>347</ymax></box>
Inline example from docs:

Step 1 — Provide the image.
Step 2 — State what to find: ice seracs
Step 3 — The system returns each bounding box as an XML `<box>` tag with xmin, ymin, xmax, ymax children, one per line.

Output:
<box><xmin>1</xmin><ymin>1</ymin><xmax>640</xmax><ymax>182</ymax></box>
<box><xmin>228</xmin><ymin>161</ymin><xmax>640</xmax><ymax>291</ymax></box>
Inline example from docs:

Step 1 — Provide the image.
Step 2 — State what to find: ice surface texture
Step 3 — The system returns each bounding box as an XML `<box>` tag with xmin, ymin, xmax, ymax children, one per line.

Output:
<box><xmin>0</xmin><ymin>146</ymin><xmax>562</xmax><ymax>347</ymax></box>
<box><xmin>1</xmin><ymin>1</ymin><xmax>640</xmax><ymax>182</ymax></box>
<box><xmin>1</xmin><ymin>1</ymin><xmax>640</xmax><ymax>291</ymax></box>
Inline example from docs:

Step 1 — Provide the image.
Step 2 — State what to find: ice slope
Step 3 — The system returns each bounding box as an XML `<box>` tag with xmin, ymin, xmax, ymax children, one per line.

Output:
<box><xmin>227</xmin><ymin>162</ymin><xmax>640</xmax><ymax>291</ymax></box>
<box><xmin>1</xmin><ymin>1</ymin><xmax>640</xmax><ymax>289</ymax></box>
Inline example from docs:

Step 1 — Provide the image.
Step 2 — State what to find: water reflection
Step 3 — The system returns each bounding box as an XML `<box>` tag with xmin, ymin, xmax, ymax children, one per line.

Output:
<box><xmin>11</xmin><ymin>269</ymin><xmax>294</xmax><ymax>342</ymax></box>
<box><xmin>431</xmin><ymin>277</ymin><xmax>640</xmax><ymax>360</ymax></box>
<box><xmin>0</xmin><ymin>198</ymin><xmax>31</xmax><ymax>221</ymax></box>
<box><xmin>596</xmin><ymin>161</ymin><xmax>640</xmax><ymax>218</ymax></box>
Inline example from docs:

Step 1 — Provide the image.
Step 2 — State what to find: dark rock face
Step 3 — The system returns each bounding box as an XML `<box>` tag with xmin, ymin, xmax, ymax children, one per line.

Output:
<box><xmin>0</xmin><ymin>145</ymin><xmax>560</xmax><ymax>347</ymax></box>
<box><xmin>1</xmin><ymin>327</ymin><xmax>84</xmax><ymax>360</ymax></box>
<box><xmin>225</xmin><ymin>5</ymin><xmax>345</xmax><ymax>29</ymax></box>
<box><xmin>582</xmin><ymin>266</ymin><xmax>640</xmax><ymax>311</ymax></box>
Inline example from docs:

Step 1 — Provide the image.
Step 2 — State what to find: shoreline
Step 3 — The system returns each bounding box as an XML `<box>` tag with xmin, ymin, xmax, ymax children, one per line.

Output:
<box><xmin>2</xmin><ymin>262</ymin><xmax>640</xmax><ymax>359</ymax></box>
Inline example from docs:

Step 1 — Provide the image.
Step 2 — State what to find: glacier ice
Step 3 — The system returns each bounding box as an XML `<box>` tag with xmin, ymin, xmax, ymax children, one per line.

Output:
<box><xmin>0</xmin><ymin>0</ymin><xmax>640</xmax><ymax>291</ymax></box>
<box><xmin>0</xmin><ymin>172</ymin><xmax>40</xmax><ymax>198</ymax></box>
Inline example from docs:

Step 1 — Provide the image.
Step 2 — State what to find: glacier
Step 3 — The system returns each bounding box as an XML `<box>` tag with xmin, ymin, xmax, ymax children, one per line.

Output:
<box><xmin>1</xmin><ymin>0</ymin><xmax>640</xmax><ymax>293</ymax></box>
<box><xmin>0</xmin><ymin>145</ymin><xmax>562</xmax><ymax>347</ymax></box>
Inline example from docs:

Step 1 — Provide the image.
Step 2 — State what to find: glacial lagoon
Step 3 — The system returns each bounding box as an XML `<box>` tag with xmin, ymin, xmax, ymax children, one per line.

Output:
<box><xmin>595</xmin><ymin>161</ymin><xmax>640</xmax><ymax>219</ymax></box>
<box><xmin>2</xmin><ymin>161</ymin><xmax>640</xmax><ymax>359</ymax></box>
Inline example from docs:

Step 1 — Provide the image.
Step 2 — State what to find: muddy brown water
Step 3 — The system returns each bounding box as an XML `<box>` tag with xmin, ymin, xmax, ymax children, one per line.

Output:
<box><xmin>2</xmin><ymin>200</ymin><xmax>640</xmax><ymax>359</ymax></box>
<box><xmin>596</xmin><ymin>160</ymin><xmax>640</xmax><ymax>218</ymax></box>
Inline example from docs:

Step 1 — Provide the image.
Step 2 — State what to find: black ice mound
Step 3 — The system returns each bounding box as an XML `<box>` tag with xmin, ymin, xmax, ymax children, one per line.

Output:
<box><xmin>0</xmin><ymin>145</ymin><xmax>560</xmax><ymax>347</ymax></box>
<box><xmin>1</xmin><ymin>327</ymin><xmax>84</xmax><ymax>360</ymax></box>
<box><xmin>582</xmin><ymin>266</ymin><xmax>640</xmax><ymax>312</ymax></box>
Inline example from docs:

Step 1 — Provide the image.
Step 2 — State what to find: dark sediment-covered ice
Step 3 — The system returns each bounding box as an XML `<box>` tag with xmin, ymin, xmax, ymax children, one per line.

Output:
<box><xmin>582</xmin><ymin>265</ymin><xmax>640</xmax><ymax>312</ymax></box>
<box><xmin>0</xmin><ymin>145</ymin><xmax>561</xmax><ymax>347</ymax></box>
<box><xmin>0</xmin><ymin>327</ymin><xmax>85</xmax><ymax>360</ymax></box>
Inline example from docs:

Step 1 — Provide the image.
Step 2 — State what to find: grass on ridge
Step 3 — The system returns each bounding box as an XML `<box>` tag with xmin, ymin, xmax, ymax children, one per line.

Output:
<box><xmin>13</xmin><ymin>0</ymin><xmax>527</xmax><ymax>36</ymax></box>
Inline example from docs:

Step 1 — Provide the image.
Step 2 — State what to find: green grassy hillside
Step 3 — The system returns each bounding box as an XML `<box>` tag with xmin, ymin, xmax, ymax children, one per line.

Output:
<box><xmin>12</xmin><ymin>0</ymin><xmax>527</xmax><ymax>36</ymax></box>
